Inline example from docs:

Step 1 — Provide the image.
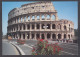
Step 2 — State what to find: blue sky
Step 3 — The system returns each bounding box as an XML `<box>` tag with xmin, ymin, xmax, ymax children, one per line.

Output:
<box><xmin>2</xmin><ymin>1</ymin><xmax>78</xmax><ymax>35</ymax></box>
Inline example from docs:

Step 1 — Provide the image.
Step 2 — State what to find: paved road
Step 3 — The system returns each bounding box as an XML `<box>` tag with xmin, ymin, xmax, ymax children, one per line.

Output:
<box><xmin>2</xmin><ymin>40</ymin><xmax>19</xmax><ymax>55</ymax></box>
<box><xmin>7</xmin><ymin>39</ymin><xmax>78</xmax><ymax>55</ymax></box>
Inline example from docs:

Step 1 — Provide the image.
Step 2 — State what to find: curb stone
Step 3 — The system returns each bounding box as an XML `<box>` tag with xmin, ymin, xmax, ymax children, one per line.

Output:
<box><xmin>10</xmin><ymin>42</ymin><xmax>25</xmax><ymax>55</ymax></box>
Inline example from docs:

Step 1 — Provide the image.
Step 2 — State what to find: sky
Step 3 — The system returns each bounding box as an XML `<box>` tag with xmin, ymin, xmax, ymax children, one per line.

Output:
<box><xmin>2</xmin><ymin>1</ymin><xmax>78</xmax><ymax>35</ymax></box>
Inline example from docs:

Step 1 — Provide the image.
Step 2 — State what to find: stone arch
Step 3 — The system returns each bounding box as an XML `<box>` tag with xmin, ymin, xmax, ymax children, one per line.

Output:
<box><xmin>42</xmin><ymin>24</ymin><xmax>45</xmax><ymax>29</ymax></box>
<box><xmin>28</xmin><ymin>16</ymin><xmax>30</xmax><ymax>21</ymax></box>
<box><xmin>19</xmin><ymin>34</ymin><xmax>21</xmax><ymax>39</ymax></box>
<box><xmin>58</xmin><ymin>24</ymin><xmax>61</xmax><ymax>29</ymax></box>
<box><xmin>32</xmin><ymin>34</ymin><xmax>34</xmax><ymax>39</ymax></box>
<box><xmin>23</xmin><ymin>25</ymin><xmax>25</xmax><ymax>30</ymax></box>
<box><xmin>52</xmin><ymin>24</ymin><xmax>56</xmax><ymax>29</ymax></box>
<box><xmin>23</xmin><ymin>34</ymin><xmax>25</xmax><ymax>39</ymax></box>
<box><xmin>47</xmin><ymin>24</ymin><xmax>50</xmax><ymax>29</ymax></box>
<box><xmin>52</xmin><ymin>15</ymin><xmax>55</xmax><ymax>20</ymax></box>
<box><xmin>64</xmin><ymin>34</ymin><xmax>66</xmax><ymax>39</ymax></box>
<box><xmin>24</xmin><ymin>16</ymin><xmax>26</xmax><ymax>21</ymax></box>
<box><xmin>32</xmin><ymin>24</ymin><xmax>34</xmax><ymax>29</ymax></box>
<box><xmin>52</xmin><ymin>34</ymin><xmax>56</xmax><ymax>40</ymax></box>
<box><xmin>68</xmin><ymin>34</ymin><xmax>70</xmax><ymax>39</ymax></box>
<box><xmin>21</xmin><ymin>17</ymin><xmax>22</xmax><ymax>22</ymax></box>
<box><xmin>47</xmin><ymin>33</ymin><xmax>50</xmax><ymax>39</ymax></box>
<box><xmin>64</xmin><ymin>25</ymin><xmax>66</xmax><ymax>30</ymax></box>
<box><xmin>37</xmin><ymin>24</ymin><xmax>40</xmax><ymax>29</ymax></box>
<box><xmin>42</xmin><ymin>15</ymin><xmax>45</xmax><ymax>19</ymax></box>
<box><xmin>47</xmin><ymin>15</ymin><xmax>50</xmax><ymax>19</ymax></box>
<box><xmin>27</xmin><ymin>33</ymin><xmax>29</xmax><ymax>39</ymax></box>
<box><xmin>27</xmin><ymin>24</ymin><xmax>30</xmax><ymax>29</ymax></box>
<box><xmin>36</xmin><ymin>34</ymin><xmax>40</xmax><ymax>39</ymax></box>
<box><xmin>41</xmin><ymin>34</ymin><xmax>45</xmax><ymax>39</ymax></box>
<box><xmin>37</xmin><ymin>15</ymin><xmax>40</xmax><ymax>20</ymax></box>
<box><xmin>58</xmin><ymin>34</ymin><xmax>61</xmax><ymax>39</ymax></box>
<box><xmin>32</xmin><ymin>16</ymin><xmax>35</xmax><ymax>20</ymax></box>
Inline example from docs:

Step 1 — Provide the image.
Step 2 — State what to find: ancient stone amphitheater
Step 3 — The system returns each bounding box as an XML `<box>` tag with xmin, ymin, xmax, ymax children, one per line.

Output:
<box><xmin>7</xmin><ymin>1</ymin><xmax>74</xmax><ymax>41</ymax></box>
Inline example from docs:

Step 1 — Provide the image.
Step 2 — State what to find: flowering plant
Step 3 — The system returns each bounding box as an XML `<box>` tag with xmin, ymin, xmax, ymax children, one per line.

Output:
<box><xmin>17</xmin><ymin>39</ymin><xmax>25</xmax><ymax>44</ymax></box>
<box><xmin>32</xmin><ymin>39</ymin><xmax>63</xmax><ymax>55</ymax></box>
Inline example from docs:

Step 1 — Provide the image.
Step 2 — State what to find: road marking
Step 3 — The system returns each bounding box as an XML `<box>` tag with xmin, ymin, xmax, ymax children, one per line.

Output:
<box><xmin>61</xmin><ymin>51</ymin><xmax>75</xmax><ymax>55</ymax></box>
<box><xmin>61</xmin><ymin>46</ymin><xmax>78</xmax><ymax>51</ymax></box>
<box><xmin>12</xmin><ymin>45</ymin><xmax>19</xmax><ymax>55</ymax></box>
<box><xmin>24</xmin><ymin>44</ymin><xmax>33</xmax><ymax>49</ymax></box>
<box><xmin>10</xmin><ymin>42</ymin><xmax>25</xmax><ymax>55</ymax></box>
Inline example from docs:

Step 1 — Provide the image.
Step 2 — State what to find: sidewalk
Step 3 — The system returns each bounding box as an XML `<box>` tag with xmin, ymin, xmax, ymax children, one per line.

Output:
<box><xmin>10</xmin><ymin>41</ymin><xmax>33</xmax><ymax>55</ymax></box>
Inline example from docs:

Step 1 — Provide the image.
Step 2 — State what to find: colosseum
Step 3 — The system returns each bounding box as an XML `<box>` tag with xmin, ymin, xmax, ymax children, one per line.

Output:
<box><xmin>7</xmin><ymin>1</ymin><xmax>74</xmax><ymax>41</ymax></box>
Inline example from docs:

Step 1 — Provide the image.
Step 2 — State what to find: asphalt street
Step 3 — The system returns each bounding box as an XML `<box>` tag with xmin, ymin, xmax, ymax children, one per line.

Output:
<box><xmin>2</xmin><ymin>40</ymin><xmax>19</xmax><ymax>55</ymax></box>
<box><xmin>4</xmin><ymin>39</ymin><xmax>78</xmax><ymax>55</ymax></box>
<box><xmin>25</xmin><ymin>40</ymin><xmax>78</xmax><ymax>55</ymax></box>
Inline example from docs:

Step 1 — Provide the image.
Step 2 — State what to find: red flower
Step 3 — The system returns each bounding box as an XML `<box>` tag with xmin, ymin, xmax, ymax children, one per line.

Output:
<box><xmin>35</xmin><ymin>53</ymin><xmax>37</xmax><ymax>55</ymax></box>
<box><xmin>53</xmin><ymin>47</ymin><xmax>56</xmax><ymax>54</ymax></box>
<box><xmin>55</xmin><ymin>43</ymin><xmax>58</xmax><ymax>45</ymax></box>
<box><xmin>32</xmin><ymin>50</ymin><xmax>35</xmax><ymax>52</ymax></box>
<box><xmin>33</xmin><ymin>47</ymin><xmax>35</xmax><ymax>50</ymax></box>
<box><xmin>39</xmin><ymin>39</ymin><xmax>43</xmax><ymax>42</ymax></box>
<box><xmin>45</xmin><ymin>40</ymin><xmax>48</xmax><ymax>43</ymax></box>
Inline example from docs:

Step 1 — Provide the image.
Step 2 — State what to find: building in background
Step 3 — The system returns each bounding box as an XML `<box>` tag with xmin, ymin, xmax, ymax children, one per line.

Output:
<box><xmin>7</xmin><ymin>1</ymin><xmax>74</xmax><ymax>41</ymax></box>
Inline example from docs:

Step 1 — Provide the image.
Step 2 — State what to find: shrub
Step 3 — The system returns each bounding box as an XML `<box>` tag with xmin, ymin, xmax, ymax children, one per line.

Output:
<box><xmin>17</xmin><ymin>39</ymin><xmax>25</xmax><ymax>45</ymax></box>
<box><xmin>32</xmin><ymin>39</ymin><xmax>63</xmax><ymax>55</ymax></box>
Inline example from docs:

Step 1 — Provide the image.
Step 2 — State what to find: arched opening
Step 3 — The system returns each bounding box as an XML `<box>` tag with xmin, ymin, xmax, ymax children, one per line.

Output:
<box><xmin>68</xmin><ymin>35</ymin><xmax>70</xmax><ymax>39</ymax></box>
<box><xmin>32</xmin><ymin>34</ymin><xmax>34</xmax><ymax>39</ymax></box>
<box><xmin>24</xmin><ymin>17</ymin><xmax>26</xmax><ymax>21</ymax></box>
<box><xmin>32</xmin><ymin>24</ymin><xmax>34</xmax><ymax>29</ymax></box>
<box><xmin>37</xmin><ymin>15</ymin><xmax>39</xmax><ymax>20</ymax></box>
<box><xmin>32</xmin><ymin>16</ymin><xmax>35</xmax><ymax>20</ymax></box>
<box><xmin>58</xmin><ymin>34</ymin><xmax>61</xmax><ymax>39</ymax></box>
<box><xmin>64</xmin><ymin>25</ymin><xmax>66</xmax><ymax>30</ymax></box>
<box><xmin>47</xmin><ymin>33</ymin><xmax>50</xmax><ymax>39</ymax></box>
<box><xmin>52</xmin><ymin>15</ymin><xmax>55</xmax><ymax>20</ymax></box>
<box><xmin>23</xmin><ymin>25</ymin><xmax>25</xmax><ymax>30</ymax></box>
<box><xmin>21</xmin><ymin>17</ymin><xmax>22</xmax><ymax>22</ymax></box>
<box><xmin>36</xmin><ymin>34</ymin><xmax>40</xmax><ymax>39</ymax></box>
<box><xmin>20</xmin><ymin>26</ymin><xmax>21</xmax><ymax>30</ymax></box>
<box><xmin>52</xmin><ymin>24</ymin><xmax>56</xmax><ymax>29</ymax></box>
<box><xmin>28</xmin><ymin>16</ymin><xmax>30</xmax><ymax>21</ymax></box>
<box><xmin>42</xmin><ymin>34</ymin><xmax>45</xmax><ymax>39</ymax></box>
<box><xmin>42</xmin><ymin>24</ymin><xmax>45</xmax><ymax>29</ymax></box>
<box><xmin>42</xmin><ymin>15</ymin><xmax>45</xmax><ymax>20</ymax></box>
<box><xmin>37</xmin><ymin>24</ymin><xmax>40</xmax><ymax>29</ymax></box>
<box><xmin>52</xmin><ymin>34</ymin><xmax>56</xmax><ymax>40</ymax></box>
<box><xmin>23</xmin><ymin>34</ymin><xmax>25</xmax><ymax>39</ymax></box>
<box><xmin>27</xmin><ymin>24</ymin><xmax>30</xmax><ymax>29</ymax></box>
<box><xmin>47</xmin><ymin>24</ymin><xmax>50</xmax><ymax>29</ymax></box>
<box><xmin>58</xmin><ymin>24</ymin><xmax>61</xmax><ymax>29</ymax></box>
<box><xmin>27</xmin><ymin>34</ymin><xmax>29</xmax><ymax>39</ymax></box>
<box><xmin>47</xmin><ymin>15</ymin><xmax>50</xmax><ymax>19</ymax></box>
<box><xmin>64</xmin><ymin>34</ymin><xmax>66</xmax><ymax>39</ymax></box>
<box><xmin>19</xmin><ymin>34</ymin><xmax>21</xmax><ymax>39</ymax></box>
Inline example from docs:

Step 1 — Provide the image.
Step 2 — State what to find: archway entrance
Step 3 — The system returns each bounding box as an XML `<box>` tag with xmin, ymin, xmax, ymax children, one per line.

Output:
<box><xmin>23</xmin><ymin>34</ymin><xmax>25</xmax><ymax>39</ymax></box>
<box><xmin>52</xmin><ymin>34</ymin><xmax>56</xmax><ymax>40</ymax></box>
<box><xmin>36</xmin><ymin>34</ymin><xmax>40</xmax><ymax>39</ymax></box>
<box><xmin>32</xmin><ymin>34</ymin><xmax>34</xmax><ymax>39</ymax></box>
<box><xmin>47</xmin><ymin>33</ymin><xmax>50</xmax><ymax>39</ymax></box>
<box><xmin>58</xmin><ymin>34</ymin><xmax>61</xmax><ymax>39</ymax></box>
<box><xmin>64</xmin><ymin>34</ymin><xmax>66</xmax><ymax>39</ymax></box>
<box><xmin>27</xmin><ymin>34</ymin><xmax>29</xmax><ymax>39</ymax></box>
<box><xmin>42</xmin><ymin>34</ymin><xmax>45</xmax><ymax>39</ymax></box>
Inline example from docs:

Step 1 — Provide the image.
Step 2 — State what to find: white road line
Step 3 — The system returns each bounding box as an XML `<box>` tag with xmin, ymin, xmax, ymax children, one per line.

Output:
<box><xmin>61</xmin><ymin>51</ymin><xmax>75</xmax><ymax>55</ymax></box>
<box><xmin>61</xmin><ymin>46</ymin><xmax>78</xmax><ymax>51</ymax></box>
<box><xmin>24</xmin><ymin>44</ymin><xmax>33</xmax><ymax>49</ymax></box>
<box><xmin>10</xmin><ymin>42</ymin><xmax>25</xmax><ymax>55</ymax></box>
